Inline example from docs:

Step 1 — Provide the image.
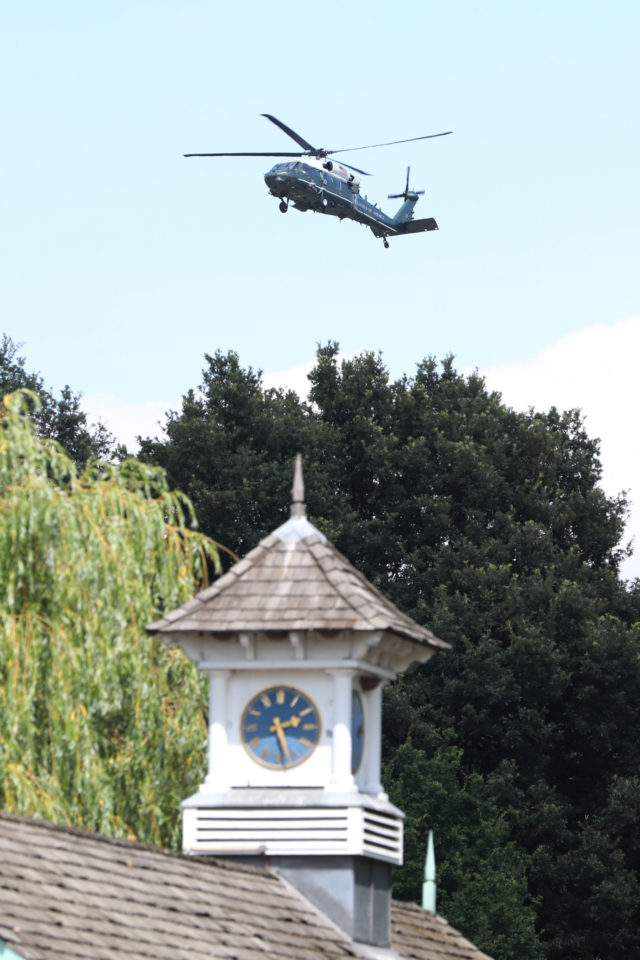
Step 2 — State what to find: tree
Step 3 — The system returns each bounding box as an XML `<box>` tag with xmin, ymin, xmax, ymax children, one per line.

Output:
<box><xmin>0</xmin><ymin>333</ymin><xmax>118</xmax><ymax>467</ymax></box>
<box><xmin>140</xmin><ymin>344</ymin><xmax>640</xmax><ymax>960</ymax></box>
<box><xmin>540</xmin><ymin>775</ymin><xmax>640</xmax><ymax>958</ymax></box>
<box><xmin>0</xmin><ymin>390</ymin><xmax>220</xmax><ymax>848</ymax></box>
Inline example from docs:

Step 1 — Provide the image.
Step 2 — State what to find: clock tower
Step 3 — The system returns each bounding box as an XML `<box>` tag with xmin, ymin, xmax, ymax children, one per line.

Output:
<box><xmin>148</xmin><ymin>458</ymin><xmax>448</xmax><ymax>947</ymax></box>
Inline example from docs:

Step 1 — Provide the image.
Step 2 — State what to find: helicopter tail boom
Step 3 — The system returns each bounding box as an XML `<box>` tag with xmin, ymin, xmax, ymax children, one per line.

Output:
<box><xmin>391</xmin><ymin>196</ymin><xmax>420</xmax><ymax>225</ymax></box>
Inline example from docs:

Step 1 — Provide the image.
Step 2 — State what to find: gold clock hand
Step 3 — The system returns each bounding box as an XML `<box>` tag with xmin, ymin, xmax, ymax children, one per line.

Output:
<box><xmin>270</xmin><ymin>717</ymin><xmax>291</xmax><ymax>763</ymax></box>
<box><xmin>277</xmin><ymin>715</ymin><xmax>302</xmax><ymax>730</ymax></box>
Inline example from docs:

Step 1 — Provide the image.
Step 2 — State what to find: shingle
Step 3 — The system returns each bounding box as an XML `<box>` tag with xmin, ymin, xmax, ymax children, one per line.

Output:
<box><xmin>148</xmin><ymin>519</ymin><xmax>448</xmax><ymax>651</ymax></box>
<box><xmin>0</xmin><ymin>814</ymin><xmax>491</xmax><ymax>960</ymax></box>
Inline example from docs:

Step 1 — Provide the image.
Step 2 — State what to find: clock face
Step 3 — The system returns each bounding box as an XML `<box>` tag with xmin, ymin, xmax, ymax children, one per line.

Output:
<box><xmin>241</xmin><ymin>685</ymin><xmax>321</xmax><ymax>769</ymax></box>
<box><xmin>351</xmin><ymin>690</ymin><xmax>365</xmax><ymax>774</ymax></box>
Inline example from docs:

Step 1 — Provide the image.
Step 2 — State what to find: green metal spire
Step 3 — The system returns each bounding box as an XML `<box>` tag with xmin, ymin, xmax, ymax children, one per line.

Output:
<box><xmin>422</xmin><ymin>829</ymin><xmax>436</xmax><ymax>912</ymax></box>
<box><xmin>0</xmin><ymin>937</ymin><xmax>28</xmax><ymax>959</ymax></box>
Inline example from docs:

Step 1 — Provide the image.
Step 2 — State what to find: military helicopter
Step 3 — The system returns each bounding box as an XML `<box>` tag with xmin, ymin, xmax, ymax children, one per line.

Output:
<box><xmin>185</xmin><ymin>114</ymin><xmax>452</xmax><ymax>249</ymax></box>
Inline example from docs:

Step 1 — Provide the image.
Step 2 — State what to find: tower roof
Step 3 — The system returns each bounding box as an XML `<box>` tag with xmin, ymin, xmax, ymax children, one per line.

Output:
<box><xmin>148</xmin><ymin>512</ymin><xmax>448</xmax><ymax>651</ymax></box>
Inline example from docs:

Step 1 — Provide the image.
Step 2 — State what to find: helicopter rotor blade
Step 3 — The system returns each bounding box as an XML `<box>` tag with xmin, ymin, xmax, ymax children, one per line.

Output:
<box><xmin>185</xmin><ymin>120</ymin><xmax>449</xmax><ymax>178</ymax></box>
<box><xmin>184</xmin><ymin>150</ymin><xmax>371</xmax><ymax>175</ymax></box>
<box><xmin>330</xmin><ymin>130</ymin><xmax>453</xmax><ymax>155</ymax></box>
<box><xmin>261</xmin><ymin>114</ymin><xmax>317</xmax><ymax>152</ymax></box>
<box><xmin>337</xmin><ymin>160</ymin><xmax>371</xmax><ymax>176</ymax></box>
<box><xmin>261</xmin><ymin>115</ymin><xmax>370</xmax><ymax>172</ymax></box>
<box><xmin>184</xmin><ymin>151</ymin><xmax>306</xmax><ymax>158</ymax></box>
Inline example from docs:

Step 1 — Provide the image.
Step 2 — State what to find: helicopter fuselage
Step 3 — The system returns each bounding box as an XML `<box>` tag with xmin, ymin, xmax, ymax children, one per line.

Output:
<box><xmin>264</xmin><ymin>157</ymin><xmax>436</xmax><ymax>246</ymax></box>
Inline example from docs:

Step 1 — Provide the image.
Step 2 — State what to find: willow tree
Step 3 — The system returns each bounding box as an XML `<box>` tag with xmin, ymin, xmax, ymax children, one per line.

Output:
<box><xmin>0</xmin><ymin>391</ymin><xmax>221</xmax><ymax>847</ymax></box>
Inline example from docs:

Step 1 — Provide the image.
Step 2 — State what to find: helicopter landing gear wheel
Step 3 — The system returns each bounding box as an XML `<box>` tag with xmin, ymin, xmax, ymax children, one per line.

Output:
<box><xmin>279</xmin><ymin>200</ymin><xmax>288</xmax><ymax>213</ymax></box>
<box><xmin>383</xmin><ymin>238</ymin><xmax>389</xmax><ymax>249</ymax></box>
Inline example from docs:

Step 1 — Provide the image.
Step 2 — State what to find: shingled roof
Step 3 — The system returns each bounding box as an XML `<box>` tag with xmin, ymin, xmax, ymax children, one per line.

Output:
<box><xmin>148</xmin><ymin>514</ymin><xmax>447</xmax><ymax>650</ymax></box>
<box><xmin>0</xmin><ymin>813</ymin><xmax>493</xmax><ymax>960</ymax></box>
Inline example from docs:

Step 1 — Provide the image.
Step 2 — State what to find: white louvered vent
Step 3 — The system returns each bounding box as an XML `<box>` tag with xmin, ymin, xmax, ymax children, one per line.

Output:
<box><xmin>183</xmin><ymin>806</ymin><xmax>402</xmax><ymax>865</ymax></box>
<box><xmin>362</xmin><ymin>809</ymin><xmax>403</xmax><ymax>862</ymax></box>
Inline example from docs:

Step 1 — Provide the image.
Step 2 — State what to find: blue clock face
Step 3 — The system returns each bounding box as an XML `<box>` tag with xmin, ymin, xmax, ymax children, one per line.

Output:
<box><xmin>241</xmin><ymin>686</ymin><xmax>321</xmax><ymax>769</ymax></box>
<box><xmin>351</xmin><ymin>690</ymin><xmax>365</xmax><ymax>774</ymax></box>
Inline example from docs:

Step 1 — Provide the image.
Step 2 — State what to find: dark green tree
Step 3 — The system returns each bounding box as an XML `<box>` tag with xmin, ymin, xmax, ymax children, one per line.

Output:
<box><xmin>140</xmin><ymin>343</ymin><xmax>640</xmax><ymax>960</ymax></box>
<box><xmin>0</xmin><ymin>333</ymin><xmax>118</xmax><ymax>467</ymax></box>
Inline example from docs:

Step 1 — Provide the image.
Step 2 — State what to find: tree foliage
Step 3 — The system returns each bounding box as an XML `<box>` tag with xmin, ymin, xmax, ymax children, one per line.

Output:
<box><xmin>0</xmin><ymin>390</ymin><xmax>220</xmax><ymax>847</ymax></box>
<box><xmin>140</xmin><ymin>344</ymin><xmax>640</xmax><ymax>960</ymax></box>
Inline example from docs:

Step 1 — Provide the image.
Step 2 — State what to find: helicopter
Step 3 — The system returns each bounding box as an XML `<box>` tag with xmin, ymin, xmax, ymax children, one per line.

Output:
<box><xmin>185</xmin><ymin>114</ymin><xmax>452</xmax><ymax>249</ymax></box>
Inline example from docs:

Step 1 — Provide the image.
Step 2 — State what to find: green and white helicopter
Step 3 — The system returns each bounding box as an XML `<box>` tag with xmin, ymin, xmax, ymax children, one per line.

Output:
<box><xmin>185</xmin><ymin>114</ymin><xmax>452</xmax><ymax>249</ymax></box>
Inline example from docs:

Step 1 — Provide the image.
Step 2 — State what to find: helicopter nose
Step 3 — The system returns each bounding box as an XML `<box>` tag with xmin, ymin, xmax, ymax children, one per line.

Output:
<box><xmin>264</xmin><ymin>169</ymin><xmax>289</xmax><ymax>194</ymax></box>
<box><xmin>265</xmin><ymin>170</ymin><xmax>286</xmax><ymax>185</ymax></box>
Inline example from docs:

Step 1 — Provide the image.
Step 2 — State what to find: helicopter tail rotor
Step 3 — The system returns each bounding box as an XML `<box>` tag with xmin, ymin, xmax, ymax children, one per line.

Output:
<box><xmin>388</xmin><ymin>167</ymin><xmax>425</xmax><ymax>200</ymax></box>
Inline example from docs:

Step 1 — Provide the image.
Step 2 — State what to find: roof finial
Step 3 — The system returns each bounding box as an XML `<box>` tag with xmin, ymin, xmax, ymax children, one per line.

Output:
<box><xmin>291</xmin><ymin>454</ymin><xmax>306</xmax><ymax>517</ymax></box>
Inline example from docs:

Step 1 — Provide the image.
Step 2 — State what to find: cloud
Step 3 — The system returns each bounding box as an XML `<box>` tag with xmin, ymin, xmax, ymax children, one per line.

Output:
<box><xmin>262</xmin><ymin>359</ymin><xmax>316</xmax><ymax>399</ymax></box>
<box><xmin>477</xmin><ymin>316</ymin><xmax>640</xmax><ymax>579</ymax></box>
<box><xmin>82</xmin><ymin>393</ymin><xmax>173</xmax><ymax>452</ymax></box>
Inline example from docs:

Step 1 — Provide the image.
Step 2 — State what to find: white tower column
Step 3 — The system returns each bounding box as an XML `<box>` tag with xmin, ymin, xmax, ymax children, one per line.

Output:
<box><xmin>328</xmin><ymin>669</ymin><xmax>356</xmax><ymax>792</ymax></box>
<box><xmin>204</xmin><ymin>670</ymin><xmax>231</xmax><ymax>790</ymax></box>
<box><xmin>362</xmin><ymin>684</ymin><xmax>386</xmax><ymax>798</ymax></box>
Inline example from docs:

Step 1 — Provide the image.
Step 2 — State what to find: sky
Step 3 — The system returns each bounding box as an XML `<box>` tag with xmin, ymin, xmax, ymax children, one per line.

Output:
<box><xmin>2</xmin><ymin>1</ymin><xmax>639</xmax><ymax>575</ymax></box>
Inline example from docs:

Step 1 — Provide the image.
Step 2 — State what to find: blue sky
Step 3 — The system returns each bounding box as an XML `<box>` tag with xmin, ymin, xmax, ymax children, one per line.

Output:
<box><xmin>3</xmin><ymin>1</ymin><xmax>639</xmax><ymax>573</ymax></box>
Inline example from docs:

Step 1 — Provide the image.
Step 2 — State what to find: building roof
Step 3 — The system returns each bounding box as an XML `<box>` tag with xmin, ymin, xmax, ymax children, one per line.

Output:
<box><xmin>148</xmin><ymin>514</ymin><xmax>448</xmax><ymax>651</ymax></box>
<box><xmin>0</xmin><ymin>813</ymin><xmax>492</xmax><ymax>960</ymax></box>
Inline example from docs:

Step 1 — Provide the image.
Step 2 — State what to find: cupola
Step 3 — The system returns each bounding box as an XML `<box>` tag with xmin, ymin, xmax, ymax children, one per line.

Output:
<box><xmin>148</xmin><ymin>457</ymin><xmax>448</xmax><ymax>948</ymax></box>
